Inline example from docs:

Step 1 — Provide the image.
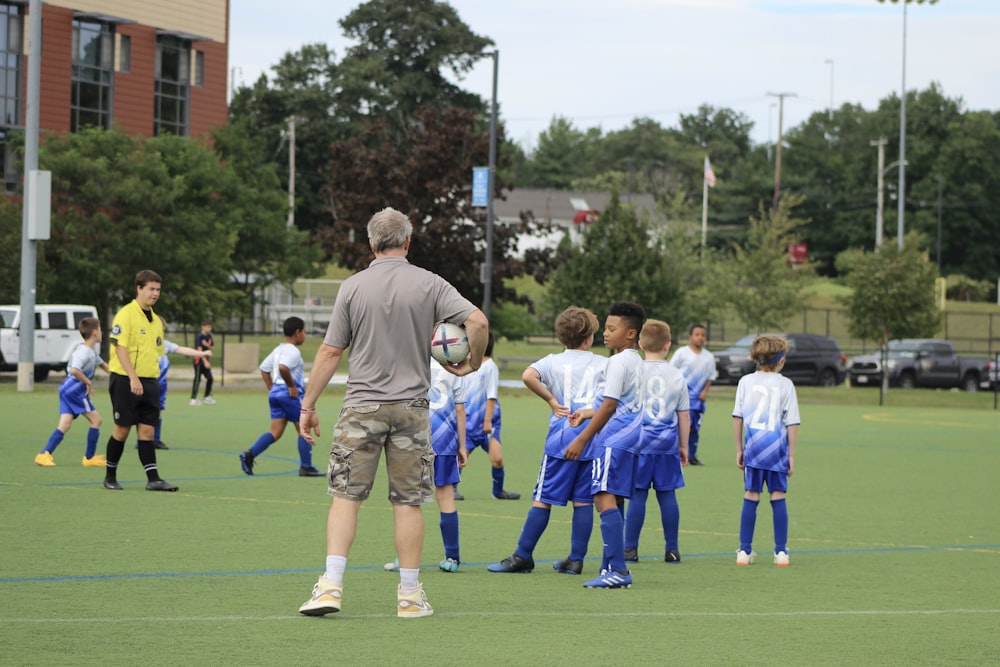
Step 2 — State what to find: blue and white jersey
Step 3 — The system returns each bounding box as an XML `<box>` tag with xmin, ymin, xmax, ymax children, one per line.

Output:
<box><xmin>530</xmin><ymin>349</ymin><xmax>607</xmax><ymax>460</ymax></box>
<box><xmin>429</xmin><ymin>359</ymin><xmax>465</xmax><ymax>456</ymax></box>
<box><xmin>640</xmin><ymin>360</ymin><xmax>690</xmax><ymax>455</ymax></box>
<box><xmin>593</xmin><ymin>348</ymin><xmax>644</xmax><ymax>453</ymax></box>
<box><xmin>732</xmin><ymin>371</ymin><xmax>800</xmax><ymax>473</ymax></box>
<box><xmin>260</xmin><ymin>342</ymin><xmax>305</xmax><ymax>396</ymax></box>
<box><xmin>464</xmin><ymin>357</ymin><xmax>501</xmax><ymax>437</ymax></box>
<box><xmin>670</xmin><ymin>345</ymin><xmax>717</xmax><ymax>413</ymax></box>
<box><xmin>59</xmin><ymin>344</ymin><xmax>101</xmax><ymax>396</ymax></box>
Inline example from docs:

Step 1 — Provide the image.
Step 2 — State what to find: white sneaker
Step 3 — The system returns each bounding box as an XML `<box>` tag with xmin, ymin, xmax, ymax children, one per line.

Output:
<box><xmin>774</xmin><ymin>551</ymin><xmax>790</xmax><ymax>566</ymax></box>
<box><xmin>736</xmin><ymin>550</ymin><xmax>756</xmax><ymax>566</ymax></box>
<box><xmin>203</xmin><ymin>396</ymin><xmax>216</xmax><ymax>405</ymax></box>
<box><xmin>397</xmin><ymin>583</ymin><xmax>433</xmax><ymax>618</ymax></box>
<box><xmin>383</xmin><ymin>558</ymin><xmax>400</xmax><ymax>572</ymax></box>
<box><xmin>189</xmin><ymin>398</ymin><xmax>201</xmax><ymax>406</ymax></box>
<box><xmin>298</xmin><ymin>577</ymin><xmax>342</xmax><ymax>616</ymax></box>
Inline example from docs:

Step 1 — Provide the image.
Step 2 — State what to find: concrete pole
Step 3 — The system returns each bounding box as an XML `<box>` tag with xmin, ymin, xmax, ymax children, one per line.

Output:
<box><xmin>897</xmin><ymin>2</ymin><xmax>908</xmax><ymax>250</ymax></box>
<box><xmin>481</xmin><ymin>50</ymin><xmax>498</xmax><ymax>321</ymax></box>
<box><xmin>870</xmin><ymin>137</ymin><xmax>887</xmax><ymax>249</ymax></box>
<box><xmin>767</xmin><ymin>92</ymin><xmax>796</xmax><ymax>207</ymax></box>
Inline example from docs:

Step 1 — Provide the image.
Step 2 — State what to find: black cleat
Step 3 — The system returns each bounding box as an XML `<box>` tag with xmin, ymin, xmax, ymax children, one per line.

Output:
<box><xmin>665</xmin><ymin>550</ymin><xmax>681</xmax><ymax>564</ymax></box>
<box><xmin>103</xmin><ymin>478</ymin><xmax>123</xmax><ymax>490</ymax></box>
<box><xmin>453</xmin><ymin>490</ymin><xmax>465</xmax><ymax>501</ymax></box>
<box><xmin>487</xmin><ymin>553</ymin><xmax>535</xmax><ymax>573</ymax></box>
<box><xmin>553</xmin><ymin>558</ymin><xmax>583</xmax><ymax>575</ymax></box>
<box><xmin>624</xmin><ymin>547</ymin><xmax>639</xmax><ymax>563</ymax></box>
<box><xmin>239</xmin><ymin>450</ymin><xmax>255</xmax><ymax>475</ymax></box>
<box><xmin>145</xmin><ymin>479</ymin><xmax>178</xmax><ymax>492</ymax></box>
<box><xmin>493</xmin><ymin>490</ymin><xmax>521</xmax><ymax>500</ymax></box>
<box><xmin>688</xmin><ymin>457</ymin><xmax>704</xmax><ymax>466</ymax></box>
<box><xmin>299</xmin><ymin>466</ymin><xmax>324</xmax><ymax>477</ymax></box>
<box><xmin>154</xmin><ymin>441</ymin><xmax>169</xmax><ymax>450</ymax></box>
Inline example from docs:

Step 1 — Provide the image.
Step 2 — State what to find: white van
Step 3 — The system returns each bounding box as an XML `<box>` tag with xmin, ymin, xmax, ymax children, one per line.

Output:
<box><xmin>0</xmin><ymin>304</ymin><xmax>99</xmax><ymax>381</ymax></box>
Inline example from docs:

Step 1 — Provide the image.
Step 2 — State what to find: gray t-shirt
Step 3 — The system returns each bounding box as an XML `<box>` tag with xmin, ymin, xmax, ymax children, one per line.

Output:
<box><xmin>325</xmin><ymin>256</ymin><xmax>476</xmax><ymax>406</ymax></box>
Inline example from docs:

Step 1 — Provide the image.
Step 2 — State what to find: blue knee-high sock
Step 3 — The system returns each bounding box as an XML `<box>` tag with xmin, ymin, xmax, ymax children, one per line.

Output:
<box><xmin>739</xmin><ymin>498</ymin><xmax>760</xmax><ymax>553</ymax></box>
<box><xmin>569</xmin><ymin>505</ymin><xmax>593</xmax><ymax>562</ymax></box>
<box><xmin>43</xmin><ymin>429</ymin><xmax>64</xmax><ymax>454</ymax></box>
<box><xmin>249</xmin><ymin>433</ymin><xmax>276</xmax><ymax>457</ymax></box>
<box><xmin>85</xmin><ymin>427</ymin><xmax>100</xmax><ymax>459</ymax></box>
<box><xmin>689</xmin><ymin>428</ymin><xmax>700</xmax><ymax>460</ymax></box>
<box><xmin>657</xmin><ymin>490</ymin><xmax>680</xmax><ymax>551</ymax></box>
<box><xmin>491</xmin><ymin>465</ymin><xmax>504</xmax><ymax>497</ymax></box>
<box><xmin>600</xmin><ymin>508</ymin><xmax>626</xmax><ymax>573</ymax></box>
<box><xmin>439</xmin><ymin>510</ymin><xmax>460</xmax><ymax>561</ymax></box>
<box><xmin>297</xmin><ymin>436</ymin><xmax>313</xmax><ymax>467</ymax></box>
<box><xmin>624</xmin><ymin>487</ymin><xmax>649</xmax><ymax>550</ymax></box>
<box><xmin>514</xmin><ymin>506</ymin><xmax>551</xmax><ymax>560</ymax></box>
<box><xmin>154</xmin><ymin>418</ymin><xmax>162</xmax><ymax>442</ymax></box>
<box><xmin>771</xmin><ymin>498</ymin><xmax>788</xmax><ymax>554</ymax></box>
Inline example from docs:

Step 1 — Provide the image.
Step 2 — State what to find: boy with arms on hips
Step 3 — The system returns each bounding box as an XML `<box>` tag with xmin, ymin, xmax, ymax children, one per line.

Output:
<box><xmin>669</xmin><ymin>324</ymin><xmax>716</xmax><ymax>466</ymax></box>
<box><xmin>462</xmin><ymin>331</ymin><xmax>520</xmax><ymax>500</ymax></box>
<box><xmin>35</xmin><ymin>317</ymin><xmax>109</xmax><ymax>467</ymax></box>
<box><xmin>624</xmin><ymin>320</ymin><xmax>690</xmax><ymax>564</ymax></box>
<box><xmin>239</xmin><ymin>317</ymin><xmax>323</xmax><ymax>477</ymax></box>
<box><xmin>190</xmin><ymin>319</ymin><xmax>215</xmax><ymax>405</ymax></box>
<box><xmin>566</xmin><ymin>301</ymin><xmax>646</xmax><ymax>589</ymax></box>
<box><xmin>488</xmin><ymin>307</ymin><xmax>606</xmax><ymax>575</ymax></box>
<box><xmin>732</xmin><ymin>334</ymin><xmax>800</xmax><ymax>566</ymax></box>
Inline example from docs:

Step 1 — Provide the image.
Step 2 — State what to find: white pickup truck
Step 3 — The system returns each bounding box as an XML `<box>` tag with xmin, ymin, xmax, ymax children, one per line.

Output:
<box><xmin>0</xmin><ymin>304</ymin><xmax>99</xmax><ymax>381</ymax></box>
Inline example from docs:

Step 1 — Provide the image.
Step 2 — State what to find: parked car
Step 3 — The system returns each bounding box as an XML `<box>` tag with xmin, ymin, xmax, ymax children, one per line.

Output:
<box><xmin>847</xmin><ymin>339</ymin><xmax>993</xmax><ymax>392</ymax></box>
<box><xmin>714</xmin><ymin>333</ymin><xmax>848</xmax><ymax>386</ymax></box>
<box><xmin>0</xmin><ymin>304</ymin><xmax>99</xmax><ymax>381</ymax></box>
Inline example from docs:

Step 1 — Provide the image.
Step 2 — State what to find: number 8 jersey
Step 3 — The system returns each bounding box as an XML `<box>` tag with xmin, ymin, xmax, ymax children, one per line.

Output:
<box><xmin>732</xmin><ymin>371</ymin><xmax>800</xmax><ymax>472</ymax></box>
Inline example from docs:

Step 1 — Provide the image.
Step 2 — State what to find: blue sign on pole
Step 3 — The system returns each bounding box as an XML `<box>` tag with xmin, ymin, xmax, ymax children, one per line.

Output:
<box><xmin>472</xmin><ymin>167</ymin><xmax>489</xmax><ymax>207</ymax></box>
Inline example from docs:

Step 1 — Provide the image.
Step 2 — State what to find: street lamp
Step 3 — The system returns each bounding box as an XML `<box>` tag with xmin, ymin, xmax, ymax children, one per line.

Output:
<box><xmin>878</xmin><ymin>0</ymin><xmax>939</xmax><ymax>250</ymax></box>
<box><xmin>479</xmin><ymin>49</ymin><xmax>499</xmax><ymax>321</ymax></box>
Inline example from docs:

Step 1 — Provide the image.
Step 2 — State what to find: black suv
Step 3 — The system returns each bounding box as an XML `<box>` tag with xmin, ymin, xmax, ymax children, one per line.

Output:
<box><xmin>714</xmin><ymin>333</ymin><xmax>848</xmax><ymax>386</ymax></box>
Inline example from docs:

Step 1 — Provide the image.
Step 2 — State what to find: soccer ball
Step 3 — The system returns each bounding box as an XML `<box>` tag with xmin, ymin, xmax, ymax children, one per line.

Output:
<box><xmin>431</xmin><ymin>322</ymin><xmax>470</xmax><ymax>366</ymax></box>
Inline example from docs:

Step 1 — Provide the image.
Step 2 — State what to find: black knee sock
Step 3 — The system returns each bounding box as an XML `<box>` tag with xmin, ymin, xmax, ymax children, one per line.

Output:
<box><xmin>137</xmin><ymin>439</ymin><xmax>160</xmax><ymax>482</ymax></box>
<box><xmin>105</xmin><ymin>437</ymin><xmax>125</xmax><ymax>480</ymax></box>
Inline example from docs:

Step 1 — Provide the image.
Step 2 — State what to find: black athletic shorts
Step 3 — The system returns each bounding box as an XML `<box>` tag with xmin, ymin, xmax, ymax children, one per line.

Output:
<box><xmin>109</xmin><ymin>373</ymin><xmax>161</xmax><ymax>427</ymax></box>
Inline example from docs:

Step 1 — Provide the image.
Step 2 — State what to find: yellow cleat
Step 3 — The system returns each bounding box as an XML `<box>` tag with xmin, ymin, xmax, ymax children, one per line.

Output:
<box><xmin>82</xmin><ymin>455</ymin><xmax>107</xmax><ymax>467</ymax></box>
<box><xmin>34</xmin><ymin>452</ymin><xmax>55</xmax><ymax>467</ymax></box>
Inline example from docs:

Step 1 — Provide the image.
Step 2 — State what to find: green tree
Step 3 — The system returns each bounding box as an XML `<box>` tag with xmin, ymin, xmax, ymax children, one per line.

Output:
<box><xmin>546</xmin><ymin>191</ymin><xmax>684</xmax><ymax>322</ymax></box>
<box><xmin>721</xmin><ymin>195</ymin><xmax>814</xmax><ymax>331</ymax></box>
<box><xmin>0</xmin><ymin>199</ymin><xmax>28</xmax><ymax>304</ymax></box>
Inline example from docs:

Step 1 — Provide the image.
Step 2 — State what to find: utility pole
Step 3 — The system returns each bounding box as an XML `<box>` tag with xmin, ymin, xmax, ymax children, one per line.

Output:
<box><xmin>480</xmin><ymin>50</ymin><xmax>499</xmax><ymax>321</ymax></box>
<box><xmin>287</xmin><ymin>115</ymin><xmax>295</xmax><ymax>228</ymax></box>
<box><xmin>825</xmin><ymin>59</ymin><xmax>834</xmax><ymax>121</ymax></box>
<box><xmin>870</xmin><ymin>137</ymin><xmax>888</xmax><ymax>249</ymax></box>
<box><xmin>766</xmin><ymin>92</ymin><xmax>796</xmax><ymax>207</ymax></box>
<box><xmin>935</xmin><ymin>175</ymin><xmax>943</xmax><ymax>272</ymax></box>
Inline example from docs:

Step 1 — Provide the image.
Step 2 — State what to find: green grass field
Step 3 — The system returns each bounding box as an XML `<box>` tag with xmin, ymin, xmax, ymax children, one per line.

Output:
<box><xmin>2</xmin><ymin>382</ymin><xmax>998</xmax><ymax>666</ymax></box>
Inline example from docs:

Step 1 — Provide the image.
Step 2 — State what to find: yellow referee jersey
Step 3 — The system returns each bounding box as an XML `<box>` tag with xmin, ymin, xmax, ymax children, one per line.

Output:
<box><xmin>108</xmin><ymin>300</ymin><xmax>164</xmax><ymax>378</ymax></box>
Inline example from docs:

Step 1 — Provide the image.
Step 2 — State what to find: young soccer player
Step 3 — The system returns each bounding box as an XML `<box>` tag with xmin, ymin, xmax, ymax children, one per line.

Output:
<box><xmin>669</xmin><ymin>324</ymin><xmax>716</xmax><ymax>465</ymax></box>
<box><xmin>567</xmin><ymin>301</ymin><xmax>646</xmax><ymax>589</ymax></box>
<box><xmin>387</xmin><ymin>358</ymin><xmax>468</xmax><ymax>574</ymax></box>
<box><xmin>462</xmin><ymin>331</ymin><xmax>520</xmax><ymax>500</ymax></box>
<box><xmin>732</xmin><ymin>334</ymin><xmax>800</xmax><ymax>566</ymax></box>
<box><xmin>239</xmin><ymin>317</ymin><xmax>323</xmax><ymax>477</ymax></box>
<box><xmin>624</xmin><ymin>320</ymin><xmax>690</xmax><ymax>564</ymax></box>
<box><xmin>154</xmin><ymin>332</ymin><xmax>213</xmax><ymax>449</ymax></box>
<box><xmin>35</xmin><ymin>317</ymin><xmax>109</xmax><ymax>467</ymax></box>
<box><xmin>190</xmin><ymin>319</ymin><xmax>215</xmax><ymax>405</ymax></box>
<box><xmin>487</xmin><ymin>306</ymin><xmax>606</xmax><ymax>575</ymax></box>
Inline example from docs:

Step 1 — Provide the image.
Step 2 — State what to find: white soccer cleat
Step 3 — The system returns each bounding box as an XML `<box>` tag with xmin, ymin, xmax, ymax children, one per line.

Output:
<box><xmin>736</xmin><ymin>550</ymin><xmax>756</xmax><ymax>566</ymax></box>
<box><xmin>773</xmin><ymin>551</ymin><xmax>790</xmax><ymax>566</ymax></box>
<box><xmin>383</xmin><ymin>558</ymin><xmax>399</xmax><ymax>572</ymax></box>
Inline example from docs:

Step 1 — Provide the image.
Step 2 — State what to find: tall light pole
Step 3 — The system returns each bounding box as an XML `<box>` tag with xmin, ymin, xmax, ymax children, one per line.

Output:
<box><xmin>880</xmin><ymin>0</ymin><xmax>939</xmax><ymax>249</ymax></box>
<box><xmin>480</xmin><ymin>49</ymin><xmax>499</xmax><ymax>321</ymax></box>
<box><xmin>870</xmin><ymin>137</ymin><xmax>888</xmax><ymax>248</ymax></box>
<box><xmin>766</xmin><ymin>92</ymin><xmax>796</xmax><ymax>207</ymax></box>
<box><xmin>824</xmin><ymin>59</ymin><xmax>834</xmax><ymax>121</ymax></box>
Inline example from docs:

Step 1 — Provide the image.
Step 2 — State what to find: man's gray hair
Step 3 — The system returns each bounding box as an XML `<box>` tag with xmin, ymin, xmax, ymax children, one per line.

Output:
<box><xmin>367</xmin><ymin>207</ymin><xmax>412</xmax><ymax>253</ymax></box>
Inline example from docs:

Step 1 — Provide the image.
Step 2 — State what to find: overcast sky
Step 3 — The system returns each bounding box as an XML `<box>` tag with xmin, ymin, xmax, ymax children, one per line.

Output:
<box><xmin>229</xmin><ymin>0</ymin><xmax>1000</xmax><ymax>152</ymax></box>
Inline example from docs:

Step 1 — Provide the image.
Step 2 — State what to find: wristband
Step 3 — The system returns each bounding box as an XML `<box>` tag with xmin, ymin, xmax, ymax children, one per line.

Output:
<box><xmin>300</xmin><ymin>407</ymin><xmax>315</xmax><ymax>413</ymax></box>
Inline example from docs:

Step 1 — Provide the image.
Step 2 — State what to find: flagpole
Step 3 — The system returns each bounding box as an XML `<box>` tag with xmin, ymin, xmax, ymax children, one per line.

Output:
<box><xmin>701</xmin><ymin>175</ymin><xmax>708</xmax><ymax>261</ymax></box>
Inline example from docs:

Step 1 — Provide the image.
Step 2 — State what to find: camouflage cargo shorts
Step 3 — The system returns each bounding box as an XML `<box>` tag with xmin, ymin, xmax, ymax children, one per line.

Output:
<box><xmin>327</xmin><ymin>398</ymin><xmax>435</xmax><ymax>505</ymax></box>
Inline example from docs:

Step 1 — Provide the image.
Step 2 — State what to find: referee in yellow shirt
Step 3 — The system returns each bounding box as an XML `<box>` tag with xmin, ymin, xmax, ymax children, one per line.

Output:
<box><xmin>102</xmin><ymin>270</ymin><xmax>178</xmax><ymax>492</ymax></box>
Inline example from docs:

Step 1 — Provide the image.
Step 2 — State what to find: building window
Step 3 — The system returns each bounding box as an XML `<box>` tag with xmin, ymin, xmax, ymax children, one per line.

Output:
<box><xmin>118</xmin><ymin>34</ymin><xmax>131</xmax><ymax>73</ymax></box>
<box><xmin>71</xmin><ymin>19</ymin><xmax>114</xmax><ymax>131</ymax></box>
<box><xmin>0</xmin><ymin>4</ymin><xmax>23</xmax><ymax>128</ymax></box>
<box><xmin>194</xmin><ymin>50</ymin><xmax>204</xmax><ymax>87</ymax></box>
<box><xmin>155</xmin><ymin>35</ymin><xmax>190</xmax><ymax>136</ymax></box>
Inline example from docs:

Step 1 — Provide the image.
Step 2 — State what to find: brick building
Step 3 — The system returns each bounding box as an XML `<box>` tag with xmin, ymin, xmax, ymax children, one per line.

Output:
<box><xmin>1</xmin><ymin>0</ymin><xmax>229</xmax><ymax>191</ymax></box>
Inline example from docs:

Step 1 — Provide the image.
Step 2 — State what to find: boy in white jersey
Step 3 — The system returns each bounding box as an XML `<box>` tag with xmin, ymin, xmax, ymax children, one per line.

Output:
<box><xmin>461</xmin><ymin>331</ymin><xmax>520</xmax><ymax>500</ymax></box>
<box><xmin>568</xmin><ymin>301</ymin><xmax>646</xmax><ymax>589</ymax></box>
<box><xmin>669</xmin><ymin>323</ymin><xmax>716</xmax><ymax>465</ymax></box>
<box><xmin>732</xmin><ymin>334</ymin><xmax>800</xmax><ymax>566</ymax></box>
<box><xmin>488</xmin><ymin>307</ymin><xmax>606</xmax><ymax>575</ymax></box>
<box><xmin>239</xmin><ymin>317</ymin><xmax>322</xmax><ymax>477</ymax></box>
<box><xmin>624</xmin><ymin>320</ymin><xmax>690</xmax><ymax>564</ymax></box>
<box><xmin>35</xmin><ymin>317</ymin><xmax>109</xmax><ymax>467</ymax></box>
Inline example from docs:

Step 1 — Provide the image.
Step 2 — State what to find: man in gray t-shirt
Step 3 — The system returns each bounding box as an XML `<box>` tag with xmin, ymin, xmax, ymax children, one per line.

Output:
<box><xmin>298</xmin><ymin>207</ymin><xmax>488</xmax><ymax>620</ymax></box>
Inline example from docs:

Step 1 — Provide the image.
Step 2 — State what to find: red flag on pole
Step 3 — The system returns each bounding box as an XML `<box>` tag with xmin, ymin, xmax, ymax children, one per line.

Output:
<box><xmin>704</xmin><ymin>156</ymin><xmax>717</xmax><ymax>188</ymax></box>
